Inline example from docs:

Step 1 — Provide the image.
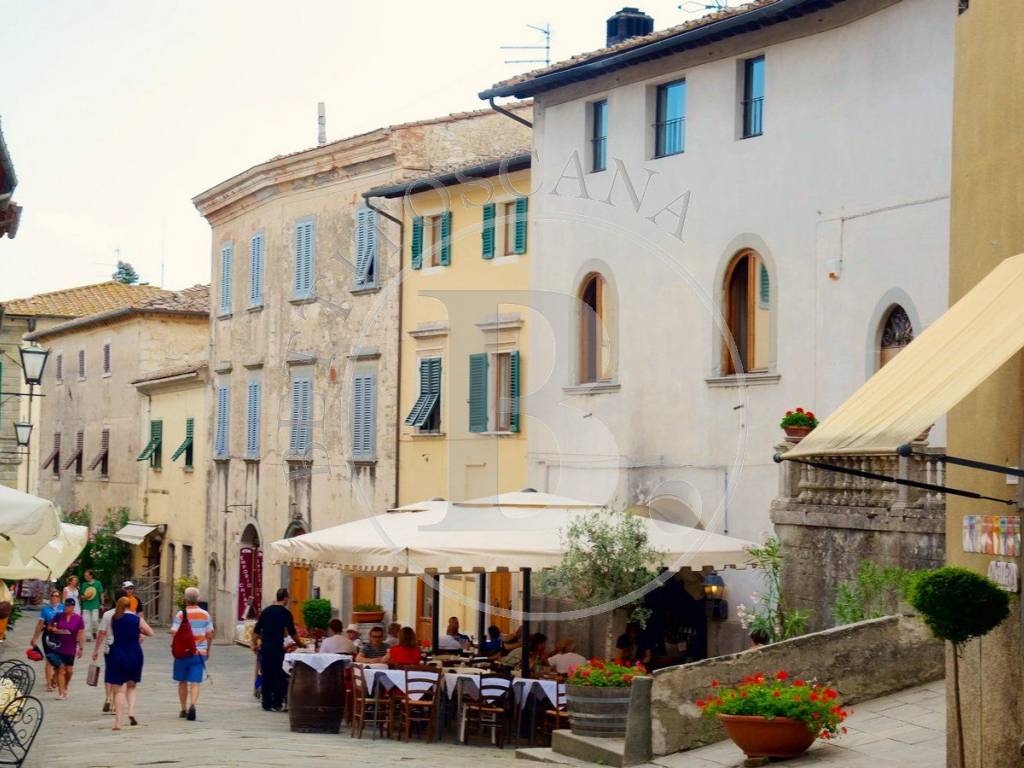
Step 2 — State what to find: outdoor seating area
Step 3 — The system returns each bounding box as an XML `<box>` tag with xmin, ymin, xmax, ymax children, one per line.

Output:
<box><xmin>0</xmin><ymin>660</ymin><xmax>43</xmax><ymax>768</ymax></box>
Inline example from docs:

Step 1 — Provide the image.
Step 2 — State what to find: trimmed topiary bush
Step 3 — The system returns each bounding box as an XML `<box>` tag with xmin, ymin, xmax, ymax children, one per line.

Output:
<box><xmin>301</xmin><ymin>598</ymin><xmax>332</xmax><ymax>632</ymax></box>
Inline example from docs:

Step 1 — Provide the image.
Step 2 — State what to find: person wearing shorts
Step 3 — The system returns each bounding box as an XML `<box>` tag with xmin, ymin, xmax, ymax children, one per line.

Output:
<box><xmin>47</xmin><ymin>598</ymin><xmax>85</xmax><ymax>700</ymax></box>
<box><xmin>170</xmin><ymin>587</ymin><xmax>214</xmax><ymax>721</ymax></box>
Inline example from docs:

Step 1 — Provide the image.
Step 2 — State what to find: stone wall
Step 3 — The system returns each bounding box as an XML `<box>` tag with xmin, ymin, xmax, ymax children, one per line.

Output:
<box><xmin>649</xmin><ymin>613</ymin><xmax>943</xmax><ymax>756</ymax></box>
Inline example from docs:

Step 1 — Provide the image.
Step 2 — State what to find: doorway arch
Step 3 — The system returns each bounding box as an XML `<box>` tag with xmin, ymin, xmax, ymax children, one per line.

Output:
<box><xmin>238</xmin><ymin>523</ymin><xmax>263</xmax><ymax>621</ymax></box>
<box><xmin>282</xmin><ymin>521</ymin><xmax>310</xmax><ymax>627</ymax></box>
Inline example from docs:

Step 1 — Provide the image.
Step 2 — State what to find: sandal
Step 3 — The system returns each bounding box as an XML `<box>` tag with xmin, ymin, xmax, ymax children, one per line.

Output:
<box><xmin>129</xmin><ymin>717</ymin><xmax>138</xmax><ymax>726</ymax></box>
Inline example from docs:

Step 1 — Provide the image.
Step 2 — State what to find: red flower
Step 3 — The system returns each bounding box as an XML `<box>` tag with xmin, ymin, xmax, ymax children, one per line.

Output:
<box><xmin>785</xmin><ymin>410</ymin><xmax>793</xmax><ymax>416</ymax></box>
<box><xmin>792</xmin><ymin>695</ymin><xmax>802</xmax><ymax>702</ymax></box>
<box><xmin>809</xmin><ymin>692</ymin><xmax>819</xmax><ymax>701</ymax></box>
<box><xmin>820</xmin><ymin>730</ymin><xmax>830</xmax><ymax>739</ymax></box>
<box><xmin>579</xmin><ymin>668</ymin><xmax>591</xmax><ymax>677</ymax></box>
<box><xmin>824</xmin><ymin>688</ymin><xmax>839</xmax><ymax>701</ymax></box>
<box><xmin>696</xmin><ymin>699</ymin><xmax>706</xmax><ymax>708</ymax></box>
<box><xmin>772</xmin><ymin>691</ymin><xmax>781</xmax><ymax>698</ymax></box>
<box><xmin>742</xmin><ymin>675</ymin><xmax>755</xmax><ymax>684</ymax></box>
<box><xmin>623</xmin><ymin>675</ymin><xmax>634</xmax><ymax>684</ymax></box>
<box><xmin>740</xmin><ymin>691</ymin><xmax>748</xmax><ymax>698</ymax></box>
<box><xmin>775</xmin><ymin>670</ymin><xmax>789</xmax><ymax>681</ymax></box>
<box><xmin>841</xmin><ymin>727</ymin><xmax>848</xmax><ymax>734</ymax></box>
<box><xmin>793</xmin><ymin>680</ymin><xmax>806</xmax><ymax>687</ymax></box>
<box><xmin>796</xmin><ymin>407</ymin><xmax>804</xmax><ymax>413</ymax></box>
<box><xmin>711</xmin><ymin>679</ymin><xmax>719</xmax><ymax>688</ymax></box>
<box><xmin>806</xmin><ymin>411</ymin><xmax>815</xmax><ymax>420</ymax></box>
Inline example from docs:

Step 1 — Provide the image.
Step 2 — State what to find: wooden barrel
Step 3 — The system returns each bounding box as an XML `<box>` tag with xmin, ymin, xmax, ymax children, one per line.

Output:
<box><xmin>566</xmin><ymin>684</ymin><xmax>631</xmax><ymax>738</ymax></box>
<box><xmin>288</xmin><ymin>659</ymin><xmax>346</xmax><ymax>733</ymax></box>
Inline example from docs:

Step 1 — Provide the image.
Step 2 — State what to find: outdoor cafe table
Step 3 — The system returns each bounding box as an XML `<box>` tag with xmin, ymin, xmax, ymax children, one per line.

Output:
<box><xmin>282</xmin><ymin>651</ymin><xmax>352</xmax><ymax>675</ymax></box>
<box><xmin>282</xmin><ymin>653</ymin><xmax>352</xmax><ymax>734</ymax></box>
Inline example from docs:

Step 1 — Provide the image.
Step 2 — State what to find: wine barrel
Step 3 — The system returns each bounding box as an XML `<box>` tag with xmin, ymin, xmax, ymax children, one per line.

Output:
<box><xmin>288</xmin><ymin>659</ymin><xmax>346</xmax><ymax>733</ymax></box>
<box><xmin>566</xmin><ymin>684</ymin><xmax>631</xmax><ymax>738</ymax></box>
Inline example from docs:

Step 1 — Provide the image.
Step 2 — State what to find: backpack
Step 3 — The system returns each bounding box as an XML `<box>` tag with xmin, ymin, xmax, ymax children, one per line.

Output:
<box><xmin>171</xmin><ymin>605</ymin><xmax>198</xmax><ymax>660</ymax></box>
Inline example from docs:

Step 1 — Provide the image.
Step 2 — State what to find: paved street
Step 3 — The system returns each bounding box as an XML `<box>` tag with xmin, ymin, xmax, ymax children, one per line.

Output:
<box><xmin>4</xmin><ymin>612</ymin><xmax>517</xmax><ymax>768</ymax></box>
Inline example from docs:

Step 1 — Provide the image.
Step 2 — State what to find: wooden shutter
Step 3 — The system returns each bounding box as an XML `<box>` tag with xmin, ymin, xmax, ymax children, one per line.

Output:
<box><xmin>250</xmin><ymin>233</ymin><xmax>264</xmax><ymax>307</ymax></box>
<box><xmin>290</xmin><ymin>376</ymin><xmax>312</xmax><ymax>454</ymax></box>
<box><xmin>469</xmin><ymin>354</ymin><xmax>489</xmax><ymax>433</ymax></box>
<box><xmin>56</xmin><ymin>353</ymin><xmax>62</xmax><ymax>382</ymax></box>
<box><xmin>439</xmin><ymin>211</ymin><xmax>452</xmax><ymax>266</ymax></box>
<box><xmin>352</xmin><ymin>373</ymin><xmax>377</xmax><ymax>458</ymax></box>
<box><xmin>481</xmin><ymin>203</ymin><xmax>496</xmax><ymax>260</ymax></box>
<box><xmin>509</xmin><ymin>350</ymin><xmax>521</xmax><ymax>433</ymax></box>
<box><xmin>514</xmin><ymin>197</ymin><xmax>528</xmax><ymax>254</ymax></box>
<box><xmin>355</xmin><ymin>207</ymin><xmax>378</xmax><ymax>288</ymax></box>
<box><xmin>411</xmin><ymin>216</ymin><xmax>424</xmax><ymax>270</ymax></box>
<box><xmin>294</xmin><ymin>220</ymin><xmax>314</xmax><ymax>298</ymax></box>
<box><xmin>78</xmin><ymin>349</ymin><xmax>85</xmax><ymax>378</ymax></box>
<box><xmin>220</xmin><ymin>244</ymin><xmax>233</xmax><ymax>314</ymax></box>
<box><xmin>215</xmin><ymin>386</ymin><xmax>229</xmax><ymax>458</ymax></box>
<box><xmin>103</xmin><ymin>343</ymin><xmax>111</xmax><ymax>374</ymax></box>
<box><xmin>246</xmin><ymin>381</ymin><xmax>261</xmax><ymax>458</ymax></box>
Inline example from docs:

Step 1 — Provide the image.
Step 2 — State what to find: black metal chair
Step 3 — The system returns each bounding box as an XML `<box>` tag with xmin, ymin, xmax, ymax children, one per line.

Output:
<box><xmin>0</xmin><ymin>663</ymin><xmax>34</xmax><ymax>698</ymax></box>
<box><xmin>0</xmin><ymin>695</ymin><xmax>44</xmax><ymax>768</ymax></box>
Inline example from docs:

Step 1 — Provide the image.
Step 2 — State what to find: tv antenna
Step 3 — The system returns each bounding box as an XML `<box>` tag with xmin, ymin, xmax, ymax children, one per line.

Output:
<box><xmin>678</xmin><ymin>0</ymin><xmax>729</xmax><ymax>12</ymax></box>
<box><xmin>501</xmin><ymin>23</ymin><xmax>551</xmax><ymax>67</ymax></box>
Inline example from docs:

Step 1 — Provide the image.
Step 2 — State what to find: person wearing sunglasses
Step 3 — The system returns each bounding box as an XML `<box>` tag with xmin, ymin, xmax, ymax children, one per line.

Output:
<box><xmin>28</xmin><ymin>589</ymin><xmax>62</xmax><ymax>692</ymax></box>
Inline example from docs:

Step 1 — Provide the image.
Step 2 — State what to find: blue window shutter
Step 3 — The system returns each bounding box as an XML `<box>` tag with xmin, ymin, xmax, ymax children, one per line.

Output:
<box><xmin>215</xmin><ymin>386</ymin><xmax>229</xmax><ymax>458</ymax></box>
<box><xmin>759</xmin><ymin>263</ymin><xmax>771</xmax><ymax>308</ymax></box>
<box><xmin>289</xmin><ymin>379</ymin><xmax>301</xmax><ymax>452</ymax></box>
<box><xmin>220</xmin><ymin>245</ymin><xmax>233</xmax><ymax>314</ymax></box>
<box><xmin>469</xmin><ymin>353</ymin><xmax>489</xmax><ymax>433</ymax></box>
<box><xmin>290</xmin><ymin>376</ymin><xmax>312</xmax><ymax>454</ymax></box>
<box><xmin>301</xmin><ymin>378</ymin><xmax>312</xmax><ymax>453</ymax></box>
<box><xmin>481</xmin><ymin>204</ymin><xmax>495</xmax><ymax>260</ymax></box>
<box><xmin>294</xmin><ymin>220</ymin><xmax>314</xmax><ymax>298</ymax></box>
<box><xmin>250</xmin><ymin>233</ymin><xmax>264</xmax><ymax>307</ymax></box>
<box><xmin>246</xmin><ymin>381</ymin><xmax>261</xmax><ymax>458</ymax></box>
<box><xmin>355</xmin><ymin>208</ymin><xmax>378</xmax><ymax>288</ymax></box>
<box><xmin>509</xmin><ymin>350</ymin><xmax>521</xmax><ymax>433</ymax></box>
<box><xmin>440</xmin><ymin>211</ymin><xmax>452</xmax><ymax>266</ymax></box>
<box><xmin>514</xmin><ymin>197</ymin><xmax>528</xmax><ymax>254</ymax></box>
<box><xmin>355</xmin><ymin>208</ymin><xmax>367</xmax><ymax>287</ymax></box>
<box><xmin>352</xmin><ymin>373</ymin><xmax>377</xmax><ymax>458</ymax></box>
<box><xmin>411</xmin><ymin>216</ymin><xmax>424</xmax><ymax>270</ymax></box>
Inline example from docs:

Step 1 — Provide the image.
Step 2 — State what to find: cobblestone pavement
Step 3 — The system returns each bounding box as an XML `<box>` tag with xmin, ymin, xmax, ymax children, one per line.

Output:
<box><xmin>4</xmin><ymin>611</ymin><xmax>517</xmax><ymax>768</ymax></box>
<box><xmin>654</xmin><ymin>679</ymin><xmax>947</xmax><ymax>768</ymax></box>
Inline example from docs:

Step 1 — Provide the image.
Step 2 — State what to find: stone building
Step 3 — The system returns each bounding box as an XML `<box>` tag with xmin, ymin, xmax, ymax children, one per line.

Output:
<box><xmin>480</xmin><ymin>0</ymin><xmax>954</xmax><ymax>652</ymax></box>
<box><xmin>192</xmin><ymin>106</ymin><xmax>530</xmax><ymax>633</ymax></box>
<box><xmin>1</xmin><ymin>282</ymin><xmax>171</xmax><ymax>493</ymax></box>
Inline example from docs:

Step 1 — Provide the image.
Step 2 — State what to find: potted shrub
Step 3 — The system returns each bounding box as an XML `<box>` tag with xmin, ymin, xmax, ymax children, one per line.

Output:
<box><xmin>565</xmin><ymin>659</ymin><xmax>647</xmax><ymax>738</ymax></box>
<box><xmin>351</xmin><ymin>602</ymin><xmax>385</xmax><ymax>624</ymax></box>
<box><xmin>780</xmin><ymin>407</ymin><xmax>818</xmax><ymax>441</ymax></box>
<box><xmin>699</xmin><ymin>671</ymin><xmax>848</xmax><ymax>759</ymax></box>
<box><xmin>301</xmin><ymin>598</ymin><xmax>332</xmax><ymax>650</ymax></box>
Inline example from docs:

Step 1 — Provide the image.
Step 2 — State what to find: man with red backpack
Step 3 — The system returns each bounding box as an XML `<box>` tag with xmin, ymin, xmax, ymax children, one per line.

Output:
<box><xmin>169</xmin><ymin>587</ymin><xmax>213</xmax><ymax>721</ymax></box>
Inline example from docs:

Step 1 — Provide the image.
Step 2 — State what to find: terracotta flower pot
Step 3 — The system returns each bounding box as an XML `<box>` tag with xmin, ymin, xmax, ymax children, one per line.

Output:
<box><xmin>351</xmin><ymin>610</ymin><xmax>385</xmax><ymax>624</ymax></box>
<box><xmin>783</xmin><ymin>425</ymin><xmax>812</xmax><ymax>441</ymax></box>
<box><xmin>717</xmin><ymin>714</ymin><xmax>816</xmax><ymax>759</ymax></box>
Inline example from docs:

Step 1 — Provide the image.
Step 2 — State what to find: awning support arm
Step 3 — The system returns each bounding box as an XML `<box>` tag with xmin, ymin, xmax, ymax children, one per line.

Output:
<box><xmin>897</xmin><ymin>443</ymin><xmax>1024</xmax><ymax>479</ymax></box>
<box><xmin>775</xmin><ymin>453</ymin><xmax>1017</xmax><ymax>506</ymax></box>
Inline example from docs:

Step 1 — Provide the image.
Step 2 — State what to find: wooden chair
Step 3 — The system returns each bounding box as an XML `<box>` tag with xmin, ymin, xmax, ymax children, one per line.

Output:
<box><xmin>398</xmin><ymin>668</ymin><xmax>441</xmax><ymax>742</ymax></box>
<box><xmin>461</xmin><ymin>673</ymin><xmax>513</xmax><ymax>748</ymax></box>
<box><xmin>350</xmin><ymin>664</ymin><xmax>394</xmax><ymax>739</ymax></box>
<box><xmin>542</xmin><ymin>678</ymin><xmax>569</xmax><ymax>739</ymax></box>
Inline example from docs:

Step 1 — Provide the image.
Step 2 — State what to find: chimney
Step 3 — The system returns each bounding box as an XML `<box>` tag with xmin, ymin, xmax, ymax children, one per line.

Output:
<box><xmin>317</xmin><ymin>102</ymin><xmax>326</xmax><ymax>146</ymax></box>
<box><xmin>606</xmin><ymin>7</ymin><xmax>654</xmax><ymax>47</ymax></box>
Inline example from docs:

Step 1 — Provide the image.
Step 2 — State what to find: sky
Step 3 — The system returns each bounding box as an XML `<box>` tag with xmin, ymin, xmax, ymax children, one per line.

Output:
<box><xmin>0</xmin><ymin>0</ymin><xmax>723</xmax><ymax>301</ymax></box>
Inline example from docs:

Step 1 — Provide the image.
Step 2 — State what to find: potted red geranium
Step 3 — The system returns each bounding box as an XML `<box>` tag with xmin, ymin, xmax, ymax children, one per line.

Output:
<box><xmin>565</xmin><ymin>659</ymin><xmax>647</xmax><ymax>738</ymax></box>
<box><xmin>698</xmin><ymin>671</ymin><xmax>848</xmax><ymax>759</ymax></box>
<box><xmin>780</xmin><ymin>408</ymin><xmax>818</xmax><ymax>441</ymax></box>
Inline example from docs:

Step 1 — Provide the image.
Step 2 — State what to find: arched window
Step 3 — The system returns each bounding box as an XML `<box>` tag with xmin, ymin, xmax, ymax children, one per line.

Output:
<box><xmin>579</xmin><ymin>273</ymin><xmax>614</xmax><ymax>383</ymax></box>
<box><xmin>723</xmin><ymin>249</ymin><xmax>771</xmax><ymax>374</ymax></box>
<box><xmin>879</xmin><ymin>305</ymin><xmax>913</xmax><ymax>368</ymax></box>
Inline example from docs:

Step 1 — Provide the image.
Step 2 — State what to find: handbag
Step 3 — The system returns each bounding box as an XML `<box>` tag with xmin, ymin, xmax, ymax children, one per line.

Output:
<box><xmin>86</xmin><ymin>663</ymin><xmax>101</xmax><ymax>687</ymax></box>
<box><xmin>43</xmin><ymin>630</ymin><xmax>61</xmax><ymax>651</ymax></box>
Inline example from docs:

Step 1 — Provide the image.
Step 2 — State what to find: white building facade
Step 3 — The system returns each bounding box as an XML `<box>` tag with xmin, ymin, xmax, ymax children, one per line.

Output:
<box><xmin>482</xmin><ymin>0</ymin><xmax>953</xmax><ymax>651</ymax></box>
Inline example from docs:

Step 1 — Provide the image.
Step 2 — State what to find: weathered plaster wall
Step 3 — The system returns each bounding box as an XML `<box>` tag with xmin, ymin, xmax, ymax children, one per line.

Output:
<box><xmin>649</xmin><ymin>613</ymin><xmax>943</xmax><ymax>755</ymax></box>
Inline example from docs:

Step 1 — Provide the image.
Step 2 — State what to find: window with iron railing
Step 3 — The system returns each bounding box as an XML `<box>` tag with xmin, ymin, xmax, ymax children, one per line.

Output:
<box><xmin>742</xmin><ymin>56</ymin><xmax>765</xmax><ymax>138</ymax></box>
<box><xmin>655</xmin><ymin>80</ymin><xmax>686</xmax><ymax>157</ymax></box>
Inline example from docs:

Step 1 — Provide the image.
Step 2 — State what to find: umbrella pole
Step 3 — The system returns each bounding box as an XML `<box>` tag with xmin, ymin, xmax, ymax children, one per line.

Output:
<box><xmin>477</xmin><ymin>574</ymin><xmax>487</xmax><ymax>648</ymax></box>
<box><xmin>430</xmin><ymin>574</ymin><xmax>440</xmax><ymax>654</ymax></box>
<box><xmin>521</xmin><ymin>567</ymin><xmax>531</xmax><ymax>679</ymax></box>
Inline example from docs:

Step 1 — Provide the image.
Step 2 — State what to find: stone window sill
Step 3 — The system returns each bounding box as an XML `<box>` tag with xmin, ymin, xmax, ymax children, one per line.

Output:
<box><xmin>349</xmin><ymin>457</ymin><xmax>378</xmax><ymax>466</ymax></box>
<box><xmin>246</xmin><ymin>305</ymin><xmax>264</xmax><ymax>314</ymax></box>
<box><xmin>705</xmin><ymin>372</ymin><xmax>781</xmax><ymax>388</ymax></box>
<box><xmin>477</xmin><ymin>431</ymin><xmax>517</xmax><ymax>437</ymax></box>
<box><xmin>410</xmin><ymin>431</ymin><xmax>446</xmax><ymax>439</ymax></box>
<box><xmin>289</xmin><ymin>296</ymin><xmax>317</xmax><ymax>306</ymax></box>
<box><xmin>183</xmin><ymin>466</ymin><xmax>194</xmax><ymax>473</ymax></box>
<box><xmin>350</xmin><ymin>286</ymin><xmax>381</xmax><ymax>296</ymax></box>
<box><xmin>217</xmin><ymin>312</ymin><xmax>233</xmax><ymax>320</ymax></box>
<box><xmin>563</xmin><ymin>381</ymin><xmax>621</xmax><ymax>395</ymax></box>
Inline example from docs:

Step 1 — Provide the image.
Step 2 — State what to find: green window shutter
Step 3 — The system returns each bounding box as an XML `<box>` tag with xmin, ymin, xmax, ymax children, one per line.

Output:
<box><xmin>405</xmin><ymin>358</ymin><xmax>440</xmax><ymax>427</ymax></box>
<box><xmin>513</xmin><ymin>197</ymin><xmax>528</xmax><ymax>254</ymax></box>
<box><xmin>411</xmin><ymin>216</ymin><xmax>424</xmax><ymax>270</ymax></box>
<box><xmin>439</xmin><ymin>211</ymin><xmax>452</xmax><ymax>266</ymax></box>
<box><xmin>468</xmin><ymin>353</ymin><xmax>489</xmax><ymax>433</ymax></box>
<box><xmin>481</xmin><ymin>204</ymin><xmax>495</xmax><ymax>260</ymax></box>
<box><xmin>509</xmin><ymin>350</ymin><xmax>521</xmax><ymax>433</ymax></box>
<box><xmin>759</xmin><ymin>263</ymin><xmax>771</xmax><ymax>308</ymax></box>
<box><xmin>171</xmin><ymin>418</ymin><xmax>194</xmax><ymax>463</ymax></box>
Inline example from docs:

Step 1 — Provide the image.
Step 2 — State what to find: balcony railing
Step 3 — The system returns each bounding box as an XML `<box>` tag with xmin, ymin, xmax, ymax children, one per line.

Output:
<box><xmin>655</xmin><ymin>117</ymin><xmax>686</xmax><ymax>157</ymax></box>
<box><xmin>742</xmin><ymin>96</ymin><xmax>764</xmax><ymax>138</ymax></box>
<box><xmin>591</xmin><ymin>136</ymin><xmax>607</xmax><ymax>172</ymax></box>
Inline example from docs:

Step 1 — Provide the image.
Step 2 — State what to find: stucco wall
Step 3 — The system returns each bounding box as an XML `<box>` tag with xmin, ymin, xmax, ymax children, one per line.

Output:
<box><xmin>525</xmin><ymin>0</ymin><xmax>953</xmax><ymax>652</ymax></box>
<box><xmin>649</xmin><ymin>613</ymin><xmax>943</xmax><ymax>755</ymax></box>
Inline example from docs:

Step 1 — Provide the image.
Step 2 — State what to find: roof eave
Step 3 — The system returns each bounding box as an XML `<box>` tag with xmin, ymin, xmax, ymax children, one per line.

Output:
<box><xmin>363</xmin><ymin>153</ymin><xmax>533</xmax><ymax>200</ymax></box>
<box><xmin>479</xmin><ymin>0</ymin><xmax>840</xmax><ymax>100</ymax></box>
<box><xmin>27</xmin><ymin>307</ymin><xmax>208</xmax><ymax>342</ymax></box>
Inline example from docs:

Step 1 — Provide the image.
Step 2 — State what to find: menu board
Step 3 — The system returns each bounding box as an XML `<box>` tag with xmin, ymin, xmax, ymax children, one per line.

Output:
<box><xmin>962</xmin><ymin>515</ymin><xmax>1021</xmax><ymax>556</ymax></box>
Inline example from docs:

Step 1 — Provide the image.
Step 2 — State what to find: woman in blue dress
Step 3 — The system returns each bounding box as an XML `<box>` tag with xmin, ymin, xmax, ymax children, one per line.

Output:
<box><xmin>105</xmin><ymin>596</ymin><xmax>154</xmax><ymax>731</ymax></box>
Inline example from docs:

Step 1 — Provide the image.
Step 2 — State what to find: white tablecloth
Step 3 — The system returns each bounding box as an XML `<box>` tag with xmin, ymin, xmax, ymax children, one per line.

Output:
<box><xmin>512</xmin><ymin>678</ymin><xmax>560</xmax><ymax>710</ymax></box>
<box><xmin>363</xmin><ymin>667</ymin><xmax>438</xmax><ymax>700</ymax></box>
<box><xmin>282</xmin><ymin>652</ymin><xmax>351</xmax><ymax>675</ymax></box>
<box><xmin>442</xmin><ymin>671</ymin><xmax>509</xmax><ymax>700</ymax></box>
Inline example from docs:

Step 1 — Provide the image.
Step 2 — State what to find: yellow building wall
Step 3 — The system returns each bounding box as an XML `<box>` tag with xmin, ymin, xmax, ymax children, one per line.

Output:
<box><xmin>946</xmin><ymin>1</ymin><xmax>1024</xmax><ymax>765</ymax></box>
<box><xmin>396</xmin><ymin>168</ymin><xmax>531</xmax><ymax>634</ymax></box>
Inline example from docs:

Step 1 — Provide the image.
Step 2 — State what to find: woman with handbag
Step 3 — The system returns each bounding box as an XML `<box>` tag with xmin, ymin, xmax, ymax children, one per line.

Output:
<box><xmin>105</xmin><ymin>596</ymin><xmax>154</xmax><ymax>730</ymax></box>
<box><xmin>28</xmin><ymin>588</ymin><xmax>63</xmax><ymax>692</ymax></box>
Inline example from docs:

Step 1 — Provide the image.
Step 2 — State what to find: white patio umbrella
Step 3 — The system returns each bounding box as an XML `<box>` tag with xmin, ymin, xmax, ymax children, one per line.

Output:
<box><xmin>0</xmin><ymin>523</ymin><xmax>88</xmax><ymax>581</ymax></box>
<box><xmin>456</xmin><ymin>489</ymin><xmax>603</xmax><ymax>509</ymax></box>
<box><xmin>0</xmin><ymin>485</ymin><xmax>62</xmax><ymax>570</ymax></box>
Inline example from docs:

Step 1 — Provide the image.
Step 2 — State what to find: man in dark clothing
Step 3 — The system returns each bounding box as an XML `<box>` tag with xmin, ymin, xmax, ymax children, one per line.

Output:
<box><xmin>253</xmin><ymin>588</ymin><xmax>296</xmax><ymax>712</ymax></box>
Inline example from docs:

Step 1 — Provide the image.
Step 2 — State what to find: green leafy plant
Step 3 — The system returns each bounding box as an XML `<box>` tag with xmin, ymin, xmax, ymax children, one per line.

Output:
<box><xmin>567</xmin><ymin>658</ymin><xmax>647</xmax><ymax>687</ymax></box>
<box><xmin>736</xmin><ymin>538</ymin><xmax>810</xmax><ymax>644</ymax></box>
<box><xmin>62</xmin><ymin>507</ymin><xmax>133</xmax><ymax>590</ymax></box>
<box><xmin>174</xmin><ymin>575</ymin><xmax>200</xmax><ymax>608</ymax></box>
<box><xmin>7</xmin><ymin>602</ymin><xmax>22</xmax><ymax>630</ymax></box>
<box><xmin>834</xmin><ymin>561</ymin><xmax>925</xmax><ymax>625</ymax></box>
<box><xmin>352</xmin><ymin>602</ymin><xmax>383</xmax><ymax>612</ymax></box>
<box><xmin>911</xmin><ymin>567</ymin><xmax>1010</xmax><ymax>768</ymax></box>
<box><xmin>780</xmin><ymin>408</ymin><xmax>818</xmax><ymax>430</ymax></box>
<box><xmin>539</xmin><ymin>509</ymin><xmax>663</xmax><ymax>657</ymax></box>
<box><xmin>699</xmin><ymin>670</ymin><xmax>848</xmax><ymax>739</ymax></box>
<box><xmin>301</xmin><ymin>598</ymin><xmax>332</xmax><ymax>631</ymax></box>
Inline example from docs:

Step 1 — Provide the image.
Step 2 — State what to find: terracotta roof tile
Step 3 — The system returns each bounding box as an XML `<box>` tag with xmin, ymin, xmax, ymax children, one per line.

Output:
<box><xmin>2</xmin><ymin>281</ymin><xmax>170</xmax><ymax>318</ymax></box>
<box><xmin>137</xmin><ymin>284</ymin><xmax>209</xmax><ymax>313</ymax></box>
<box><xmin>130</xmin><ymin>361</ymin><xmax>207</xmax><ymax>386</ymax></box>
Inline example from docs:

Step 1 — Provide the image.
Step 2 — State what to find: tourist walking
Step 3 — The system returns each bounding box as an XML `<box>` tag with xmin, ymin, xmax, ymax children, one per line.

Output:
<box><xmin>80</xmin><ymin>569</ymin><xmax>104</xmax><ymax>639</ymax></box>
<box><xmin>252</xmin><ymin>588</ymin><xmax>296</xmax><ymax>712</ymax></box>
<box><xmin>62</xmin><ymin>575</ymin><xmax>81</xmax><ymax>616</ymax></box>
<box><xmin>47</xmin><ymin>598</ymin><xmax>85</xmax><ymax>700</ymax></box>
<box><xmin>28</xmin><ymin>588</ymin><xmax>63</xmax><ymax>692</ymax></box>
<box><xmin>170</xmin><ymin>587</ymin><xmax>214</xmax><ymax>721</ymax></box>
<box><xmin>105</xmin><ymin>596</ymin><xmax>154</xmax><ymax>730</ymax></box>
<box><xmin>122</xmin><ymin>581</ymin><xmax>144</xmax><ymax>618</ymax></box>
<box><xmin>92</xmin><ymin>587</ymin><xmax>128</xmax><ymax>713</ymax></box>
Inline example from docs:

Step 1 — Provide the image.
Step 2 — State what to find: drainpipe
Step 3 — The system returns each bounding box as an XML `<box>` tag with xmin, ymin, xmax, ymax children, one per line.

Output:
<box><xmin>487</xmin><ymin>98</ymin><xmax>532</xmax><ymax>128</ymax></box>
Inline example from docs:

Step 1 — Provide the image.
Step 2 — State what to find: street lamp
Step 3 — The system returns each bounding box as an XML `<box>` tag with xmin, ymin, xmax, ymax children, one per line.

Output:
<box><xmin>13</xmin><ymin>422</ymin><xmax>32</xmax><ymax>448</ymax></box>
<box><xmin>18</xmin><ymin>345</ymin><xmax>49</xmax><ymax>386</ymax></box>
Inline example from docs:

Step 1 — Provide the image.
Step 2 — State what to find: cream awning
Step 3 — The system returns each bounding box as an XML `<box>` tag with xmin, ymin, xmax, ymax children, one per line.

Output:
<box><xmin>270</xmin><ymin>502</ymin><xmax>755</xmax><ymax>575</ymax></box>
<box><xmin>786</xmin><ymin>253</ymin><xmax>1024</xmax><ymax>459</ymax></box>
<box><xmin>0</xmin><ymin>523</ymin><xmax>88</xmax><ymax>581</ymax></box>
<box><xmin>114</xmin><ymin>522</ymin><xmax>160</xmax><ymax>546</ymax></box>
<box><xmin>0</xmin><ymin>485</ymin><xmax>62</xmax><ymax>570</ymax></box>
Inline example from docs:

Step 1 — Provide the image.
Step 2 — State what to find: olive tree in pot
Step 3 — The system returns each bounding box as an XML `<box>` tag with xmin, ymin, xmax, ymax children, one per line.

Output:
<box><xmin>911</xmin><ymin>567</ymin><xmax>1010</xmax><ymax>768</ymax></box>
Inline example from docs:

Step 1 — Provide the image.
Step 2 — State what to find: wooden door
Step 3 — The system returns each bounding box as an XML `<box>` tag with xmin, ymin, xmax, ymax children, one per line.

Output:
<box><xmin>489</xmin><ymin>573</ymin><xmax>512</xmax><ymax>633</ymax></box>
<box><xmin>415</xmin><ymin>578</ymin><xmax>433</xmax><ymax>642</ymax></box>
<box><xmin>353</xmin><ymin>577</ymin><xmax>376</xmax><ymax>608</ymax></box>
<box><xmin>288</xmin><ymin>566</ymin><xmax>310</xmax><ymax>628</ymax></box>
